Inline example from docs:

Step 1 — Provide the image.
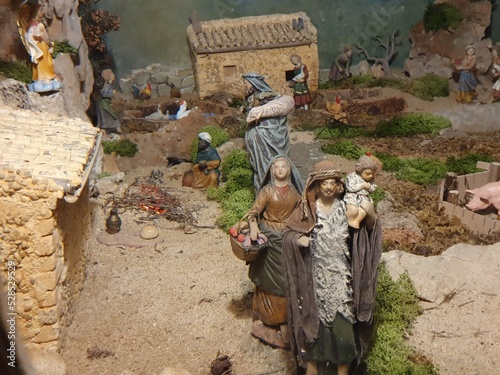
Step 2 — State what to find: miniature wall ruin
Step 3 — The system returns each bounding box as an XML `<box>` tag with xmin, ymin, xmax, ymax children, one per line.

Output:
<box><xmin>119</xmin><ymin>63</ymin><xmax>195</xmax><ymax>100</ymax></box>
<box><xmin>0</xmin><ymin>170</ymin><xmax>92</xmax><ymax>351</ymax></box>
<box><xmin>439</xmin><ymin>162</ymin><xmax>500</xmax><ymax>235</ymax></box>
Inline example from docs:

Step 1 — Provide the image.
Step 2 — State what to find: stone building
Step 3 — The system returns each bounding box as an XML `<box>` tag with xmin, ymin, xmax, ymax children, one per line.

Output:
<box><xmin>186</xmin><ymin>12</ymin><xmax>319</xmax><ymax>98</ymax></box>
<box><xmin>0</xmin><ymin>107</ymin><xmax>101</xmax><ymax>352</ymax></box>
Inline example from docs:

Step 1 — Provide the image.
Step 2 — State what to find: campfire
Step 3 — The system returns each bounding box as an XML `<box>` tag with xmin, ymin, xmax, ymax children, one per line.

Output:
<box><xmin>116</xmin><ymin>181</ymin><xmax>195</xmax><ymax>223</ymax></box>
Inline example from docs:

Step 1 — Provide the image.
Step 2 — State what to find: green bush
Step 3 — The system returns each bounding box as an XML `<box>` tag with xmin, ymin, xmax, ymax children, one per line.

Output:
<box><xmin>225</xmin><ymin>168</ymin><xmax>253</xmax><ymax>193</ymax></box>
<box><xmin>371</xmin><ymin>187</ymin><xmax>386</xmax><ymax>208</ymax></box>
<box><xmin>101</xmin><ymin>139</ymin><xmax>138</xmax><ymax>157</ymax></box>
<box><xmin>367</xmin><ymin>77</ymin><xmax>409</xmax><ymax>91</ymax></box>
<box><xmin>366</xmin><ymin>264</ymin><xmax>438</xmax><ymax>375</ymax></box>
<box><xmin>217</xmin><ymin>188</ymin><xmax>255</xmax><ymax>231</ymax></box>
<box><xmin>375</xmin><ymin>153</ymin><xmax>405</xmax><ymax>172</ymax></box>
<box><xmin>423</xmin><ymin>3</ymin><xmax>463</xmax><ymax>32</ymax></box>
<box><xmin>315</xmin><ymin>125</ymin><xmax>369</xmax><ymax>140</ymax></box>
<box><xmin>190</xmin><ymin>125</ymin><xmax>230</xmax><ymax>160</ymax></box>
<box><xmin>52</xmin><ymin>40</ymin><xmax>78</xmax><ymax>57</ymax></box>
<box><xmin>375</xmin><ymin>113</ymin><xmax>451</xmax><ymax>137</ymax></box>
<box><xmin>409</xmin><ymin>73</ymin><xmax>449</xmax><ymax>101</ymax></box>
<box><xmin>321</xmin><ymin>140</ymin><xmax>365</xmax><ymax>160</ymax></box>
<box><xmin>0</xmin><ymin>60</ymin><xmax>32</xmax><ymax>83</ymax></box>
<box><xmin>396</xmin><ymin>158</ymin><xmax>448</xmax><ymax>185</ymax></box>
<box><xmin>206</xmin><ymin>186</ymin><xmax>228</xmax><ymax>203</ymax></box>
<box><xmin>445</xmin><ymin>153</ymin><xmax>494</xmax><ymax>175</ymax></box>
<box><xmin>221</xmin><ymin>150</ymin><xmax>252</xmax><ymax>182</ymax></box>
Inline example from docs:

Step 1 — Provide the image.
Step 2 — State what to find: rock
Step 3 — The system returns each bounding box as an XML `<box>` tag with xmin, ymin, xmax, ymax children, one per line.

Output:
<box><xmin>350</xmin><ymin>60</ymin><xmax>371</xmax><ymax>77</ymax></box>
<box><xmin>131</xmin><ymin>69</ymin><xmax>151</xmax><ymax>86</ymax></box>
<box><xmin>140</xmin><ymin>225</ymin><xmax>159</xmax><ymax>240</ymax></box>
<box><xmin>30</xmin><ymin>351</ymin><xmax>67</xmax><ymax>375</ymax></box>
<box><xmin>152</xmin><ymin>72</ymin><xmax>169</xmax><ymax>85</ymax></box>
<box><xmin>94</xmin><ymin>172</ymin><xmax>125</xmax><ymax>196</ymax></box>
<box><xmin>146</xmin><ymin>63</ymin><xmax>163</xmax><ymax>75</ymax></box>
<box><xmin>157</xmin><ymin>83</ymin><xmax>172</xmax><ymax>98</ymax></box>
<box><xmin>404</xmin><ymin>54</ymin><xmax>453</xmax><ymax>79</ymax></box>
<box><xmin>435</xmin><ymin>104</ymin><xmax>500</xmax><ymax>137</ymax></box>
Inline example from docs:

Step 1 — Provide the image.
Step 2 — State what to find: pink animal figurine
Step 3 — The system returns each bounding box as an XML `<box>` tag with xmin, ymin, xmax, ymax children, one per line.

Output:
<box><xmin>465</xmin><ymin>181</ymin><xmax>500</xmax><ymax>213</ymax></box>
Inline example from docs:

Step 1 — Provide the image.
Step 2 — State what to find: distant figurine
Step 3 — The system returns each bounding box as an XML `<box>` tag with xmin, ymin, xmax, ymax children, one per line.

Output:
<box><xmin>18</xmin><ymin>2</ymin><xmax>62</xmax><ymax>93</ymax></box>
<box><xmin>182</xmin><ymin>132</ymin><xmax>221</xmax><ymax>189</ymax></box>
<box><xmin>344</xmin><ymin>155</ymin><xmax>380</xmax><ymax>229</ymax></box>
<box><xmin>242</xmin><ymin>73</ymin><xmax>295</xmax><ymax>192</ymax></box>
<box><xmin>325</xmin><ymin>96</ymin><xmax>347</xmax><ymax>123</ymax></box>
<box><xmin>465</xmin><ymin>181</ymin><xmax>500</xmax><ymax>216</ymax></box>
<box><xmin>290</xmin><ymin>54</ymin><xmax>312</xmax><ymax>110</ymax></box>
<box><xmin>490</xmin><ymin>48</ymin><xmax>500</xmax><ymax>102</ymax></box>
<box><xmin>329</xmin><ymin>46</ymin><xmax>353</xmax><ymax>81</ymax></box>
<box><xmin>454</xmin><ymin>46</ymin><xmax>478</xmax><ymax>104</ymax></box>
<box><xmin>97</xmin><ymin>69</ymin><xmax>121</xmax><ymax>130</ymax></box>
<box><xmin>132</xmin><ymin>83</ymin><xmax>152</xmax><ymax>100</ymax></box>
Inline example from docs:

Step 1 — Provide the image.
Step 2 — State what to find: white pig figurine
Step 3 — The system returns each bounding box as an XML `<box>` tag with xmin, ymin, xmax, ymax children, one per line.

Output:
<box><xmin>465</xmin><ymin>181</ymin><xmax>500</xmax><ymax>213</ymax></box>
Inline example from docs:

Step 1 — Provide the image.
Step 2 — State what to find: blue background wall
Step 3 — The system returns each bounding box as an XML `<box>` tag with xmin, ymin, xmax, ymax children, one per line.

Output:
<box><xmin>98</xmin><ymin>0</ymin><xmax>498</xmax><ymax>80</ymax></box>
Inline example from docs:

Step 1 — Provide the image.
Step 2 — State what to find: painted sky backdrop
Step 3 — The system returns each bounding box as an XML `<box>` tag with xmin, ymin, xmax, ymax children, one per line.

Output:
<box><xmin>98</xmin><ymin>0</ymin><xmax>499</xmax><ymax>80</ymax></box>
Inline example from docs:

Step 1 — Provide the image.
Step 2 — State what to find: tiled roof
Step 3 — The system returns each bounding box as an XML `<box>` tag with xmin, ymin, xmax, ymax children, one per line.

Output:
<box><xmin>0</xmin><ymin>107</ymin><xmax>100</xmax><ymax>190</ymax></box>
<box><xmin>187</xmin><ymin>12</ymin><xmax>317</xmax><ymax>53</ymax></box>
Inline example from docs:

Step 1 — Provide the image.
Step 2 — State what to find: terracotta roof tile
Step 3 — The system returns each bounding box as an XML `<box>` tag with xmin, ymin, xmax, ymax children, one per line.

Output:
<box><xmin>187</xmin><ymin>12</ymin><xmax>317</xmax><ymax>53</ymax></box>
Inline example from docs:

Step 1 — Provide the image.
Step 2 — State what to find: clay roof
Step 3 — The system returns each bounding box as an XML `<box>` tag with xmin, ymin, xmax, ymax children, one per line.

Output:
<box><xmin>186</xmin><ymin>12</ymin><xmax>317</xmax><ymax>54</ymax></box>
<box><xmin>0</xmin><ymin>107</ymin><xmax>101</xmax><ymax>192</ymax></box>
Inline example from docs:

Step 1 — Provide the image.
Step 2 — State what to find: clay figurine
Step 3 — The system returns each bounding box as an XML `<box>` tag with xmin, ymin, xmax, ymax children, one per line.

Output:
<box><xmin>325</xmin><ymin>96</ymin><xmax>347</xmax><ymax>123</ymax></box>
<box><xmin>97</xmin><ymin>69</ymin><xmax>121</xmax><ymax>130</ymax></box>
<box><xmin>329</xmin><ymin>46</ymin><xmax>353</xmax><ymax>81</ymax></box>
<box><xmin>454</xmin><ymin>46</ymin><xmax>478</xmax><ymax>104</ymax></box>
<box><xmin>344</xmin><ymin>155</ymin><xmax>380</xmax><ymax>229</ymax></box>
<box><xmin>283</xmin><ymin>160</ymin><xmax>383</xmax><ymax>374</ymax></box>
<box><xmin>490</xmin><ymin>48</ymin><xmax>500</xmax><ymax>102</ymax></box>
<box><xmin>290</xmin><ymin>54</ymin><xmax>312</xmax><ymax>110</ymax></box>
<box><xmin>182</xmin><ymin>132</ymin><xmax>221</xmax><ymax>189</ymax></box>
<box><xmin>246</xmin><ymin>155</ymin><xmax>303</xmax><ymax>349</ymax></box>
<box><xmin>465</xmin><ymin>181</ymin><xmax>500</xmax><ymax>216</ymax></box>
<box><xmin>242</xmin><ymin>73</ymin><xmax>295</xmax><ymax>192</ymax></box>
<box><xmin>18</xmin><ymin>2</ymin><xmax>62</xmax><ymax>93</ymax></box>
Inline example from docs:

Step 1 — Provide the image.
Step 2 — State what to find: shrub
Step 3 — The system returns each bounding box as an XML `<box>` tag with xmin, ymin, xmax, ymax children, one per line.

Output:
<box><xmin>315</xmin><ymin>125</ymin><xmax>369</xmax><ymax>140</ymax></box>
<box><xmin>423</xmin><ymin>3</ymin><xmax>463</xmax><ymax>32</ymax></box>
<box><xmin>217</xmin><ymin>188</ymin><xmax>255</xmax><ymax>231</ymax></box>
<box><xmin>409</xmin><ymin>73</ymin><xmax>449</xmax><ymax>101</ymax></box>
<box><xmin>0</xmin><ymin>60</ymin><xmax>32</xmax><ymax>83</ymax></box>
<box><xmin>225</xmin><ymin>168</ymin><xmax>253</xmax><ymax>193</ymax></box>
<box><xmin>375</xmin><ymin>113</ymin><xmax>451</xmax><ymax>137</ymax></box>
<box><xmin>371</xmin><ymin>187</ymin><xmax>386</xmax><ymax>208</ymax></box>
<box><xmin>321</xmin><ymin>140</ymin><xmax>365</xmax><ymax>160</ymax></box>
<box><xmin>445</xmin><ymin>153</ymin><xmax>494</xmax><ymax>175</ymax></box>
<box><xmin>375</xmin><ymin>153</ymin><xmax>405</xmax><ymax>172</ymax></box>
<box><xmin>366</xmin><ymin>264</ymin><xmax>437</xmax><ymax>375</ymax></box>
<box><xmin>221</xmin><ymin>150</ymin><xmax>252</xmax><ymax>182</ymax></box>
<box><xmin>52</xmin><ymin>40</ymin><xmax>78</xmax><ymax>57</ymax></box>
<box><xmin>101</xmin><ymin>139</ymin><xmax>138</xmax><ymax>157</ymax></box>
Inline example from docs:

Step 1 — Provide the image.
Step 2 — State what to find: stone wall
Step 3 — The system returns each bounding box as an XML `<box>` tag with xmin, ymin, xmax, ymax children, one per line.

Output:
<box><xmin>119</xmin><ymin>63</ymin><xmax>195</xmax><ymax>101</ymax></box>
<box><xmin>192</xmin><ymin>44</ymin><xmax>319</xmax><ymax>98</ymax></box>
<box><xmin>0</xmin><ymin>168</ymin><xmax>91</xmax><ymax>351</ymax></box>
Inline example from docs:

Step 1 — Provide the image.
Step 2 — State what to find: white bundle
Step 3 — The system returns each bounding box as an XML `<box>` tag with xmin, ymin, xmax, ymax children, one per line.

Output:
<box><xmin>246</xmin><ymin>95</ymin><xmax>295</xmax><ymax>123</ymax></box>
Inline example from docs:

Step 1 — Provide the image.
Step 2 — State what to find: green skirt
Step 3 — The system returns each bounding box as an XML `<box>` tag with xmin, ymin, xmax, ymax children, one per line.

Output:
<box><xmin>305</xmin><ymin>313</ymin><xmax>357</xmax><ymax>374</ymax></box>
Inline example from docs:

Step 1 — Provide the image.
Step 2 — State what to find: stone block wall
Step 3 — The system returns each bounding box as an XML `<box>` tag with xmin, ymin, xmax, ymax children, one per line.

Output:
<box><xmin>192</xmin><ymin>44</ymin><xmax>319</xmax><ymax>98</ymax></box>
<box><xmin>0</xmin><ymin>168</ymin><xmax>91</xmax><ymax>351</ymax></box>
<box><xmin>119</xmin><ymin>63</ymin><xmax>195</xmax><ymax>100</ymax></box>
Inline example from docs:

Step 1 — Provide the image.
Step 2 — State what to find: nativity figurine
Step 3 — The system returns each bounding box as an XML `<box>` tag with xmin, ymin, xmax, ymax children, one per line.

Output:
<box><xmin>182</xmin><ymin>132</ymin><xmax>221</xmax><ymax>189</ymax></box>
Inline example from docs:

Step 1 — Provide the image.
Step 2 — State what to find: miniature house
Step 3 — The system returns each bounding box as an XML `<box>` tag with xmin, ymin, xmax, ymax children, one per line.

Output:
<box><xmin>0</xmin><ymin>107</ymin><xmax>101</xmax><ymax>351</ymax></box>
<box><xmin>186</xmin><ymin>12</ymin><xmax>319</xmax><ymax>98</ymax></box>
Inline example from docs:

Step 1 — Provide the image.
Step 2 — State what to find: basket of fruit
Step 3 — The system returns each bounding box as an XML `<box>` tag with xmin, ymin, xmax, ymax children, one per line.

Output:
<box><xmin>228</xmin><ymin>219</ymin><xmax>268</xmax><ymax>262</ymax></box>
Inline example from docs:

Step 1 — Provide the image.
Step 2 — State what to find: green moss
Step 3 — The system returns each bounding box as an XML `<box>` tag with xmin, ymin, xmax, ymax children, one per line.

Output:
<box><xmin>396</xmin><ymin>158</ymin><xmax>448</xmax><ymax>185</ymax></box>
<box><xmin>409</xmin><ymin>74</ymin><xmax>449</xmax><ymax>101</ymax></box>
<box><xmin>220</xmin><ymin>150</ymin><xmax>252</xmax><ymax>182</ymax></box>
<box><xmin>375</xmin><ymin>113</ymin><xmax>451</xmax><ymax>137</ymax></box>
<box><xmin>445</xmin><ymin>153</ymin><xmax>494</xmax><ymax>175</ymax></box>
<box><xmin>366</xmin><ymin>264</ymin><xmax>438</xmax><ymax>375</ymax></box>
<box><xmin>371</xmin><ymin>187</ymin><xmax>386</xmax><ymax>208</ymax></box>
<box><xmin>321</xmin><ymin>140</ymin><xmax>365</xmax><ymax>160</ymax></box>
<box><xmin>375</xmin><ymin>153</ymin><xmax>405</xmax><ymax>172</ymax></box>
<box><xmin>225</xmin><ymin>168</ymin><xmax>254</xmax><ymax>193</ymax></box>
<box><xmin>217</xmin><ymin>188</ymin><xmax>255</xmax><ymax>231</ymax></box>
<box><xmin>52</xmin><ymin>40</ymin><xmax>78</xmax><ymax>58</ymax></box>
<box><xmin>101</xmin><ymin>139</ymin><xmax>138</xmax><ymax>157</ymax></box>
<box><xmin>315</xmin><ymin>124</ymin><xmax>370</xmax><ymax>140</ymax></box>
<box><xmin>0</xmin><ymin>60</ymin><xmax>32</xmax><ymax>84</ymax></box>
<box><xmin>423</xmin><ymin>3</ymin><xmax>463</xmax><ymax>32</ymax></box>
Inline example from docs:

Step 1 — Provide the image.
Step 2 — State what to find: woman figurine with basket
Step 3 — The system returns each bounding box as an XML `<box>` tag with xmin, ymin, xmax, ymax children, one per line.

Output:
<box><xmin>244</xmin><ymin>155</ymin><xmax>304</xmax><ymax>349</ymax></box>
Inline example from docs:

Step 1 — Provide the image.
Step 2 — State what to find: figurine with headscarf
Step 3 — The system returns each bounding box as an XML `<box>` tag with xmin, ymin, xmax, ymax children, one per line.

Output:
<box><xmin>182</xmin><ymin>132</ymin><xmax>221</xmax><ymax>189</ymax></box>
<box><xmin>241</xmin><ymin>73</ymin><xmax>295</xmax><ymax>193</ymax></box>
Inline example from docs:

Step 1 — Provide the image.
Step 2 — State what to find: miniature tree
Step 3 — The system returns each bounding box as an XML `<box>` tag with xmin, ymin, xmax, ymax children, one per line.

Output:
<box><xmin>356</xmin><ymin>30</ymin><xmax>401</xmax><ymax>77</ymax></box>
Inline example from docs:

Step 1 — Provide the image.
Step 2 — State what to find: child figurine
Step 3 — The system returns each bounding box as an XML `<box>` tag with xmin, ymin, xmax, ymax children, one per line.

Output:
<box><xmin>344</xmin><ymin>155</ymin><xmax>380</xmax><ymax>229</ymax></box>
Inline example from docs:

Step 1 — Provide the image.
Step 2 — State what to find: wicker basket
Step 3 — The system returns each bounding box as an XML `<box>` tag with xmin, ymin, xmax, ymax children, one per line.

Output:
<box><xmin>230</xmin><ymin>235</ymin><xmax>264</xmax><ymax>262</ymax></box>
